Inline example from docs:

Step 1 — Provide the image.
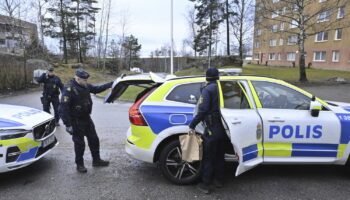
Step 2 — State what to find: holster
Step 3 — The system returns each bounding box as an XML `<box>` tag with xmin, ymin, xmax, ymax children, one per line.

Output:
<box><xmin>40</xmin><ymin>96</ymin><xmax>47</xmax><ymax>105</ymax></box>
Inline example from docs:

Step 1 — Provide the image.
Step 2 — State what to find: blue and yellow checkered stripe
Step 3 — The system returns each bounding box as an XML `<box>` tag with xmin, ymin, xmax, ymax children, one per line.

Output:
<box><xmin>243</xmin><ymin>143</ymin><xmax>347</xmax><ymax>162</ymax></box>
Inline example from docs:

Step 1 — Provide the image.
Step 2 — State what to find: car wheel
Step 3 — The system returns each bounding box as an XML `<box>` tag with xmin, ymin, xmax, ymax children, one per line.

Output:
<box><xmin>159</xmin><ymin>139</ymin><xmax>201</xmax><ymax>185</ymax></box>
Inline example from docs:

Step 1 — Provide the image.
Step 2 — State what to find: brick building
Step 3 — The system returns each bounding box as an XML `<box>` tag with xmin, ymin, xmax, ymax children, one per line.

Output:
<box><xmin>253</xmin><ymin>0</ymin><xmax>350</xmax><ymax>71</ymax></box>
<box><xmin>0</xmin><ymin>15</ymin><xmax>38</xmax><ymax>55</ymax></box>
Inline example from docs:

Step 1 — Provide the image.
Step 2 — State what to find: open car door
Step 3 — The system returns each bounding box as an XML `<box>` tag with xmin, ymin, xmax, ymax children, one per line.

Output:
<box><xmin>104</xmin><ymin>72</ymin><xmax>174</xmax><ymax>103</ymax></box>
<box><xmin>219</xmin><ymin>80</ymin><xmax>264</xmax><ymax>176</ymax></box>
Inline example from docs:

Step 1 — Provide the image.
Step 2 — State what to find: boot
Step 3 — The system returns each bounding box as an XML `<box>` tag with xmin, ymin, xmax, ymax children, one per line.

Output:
<box><xmin>196</xmin><ymin>182</ymin><xmax>211</xmax><ymax>194</ymax></box>
<box><xmin>76</xmin><ymin>164</ymin><xmax>87</xmax><ymax>173</ymax></box>
<box><xmin>213</xmin><ymin>179</ymin><xmax>224</xmax><ymax>188</ymax></box>
<box><xmin>92</xmin><ymin>159</ymin><xmax>110</xmax><ymax>167</ymax></box>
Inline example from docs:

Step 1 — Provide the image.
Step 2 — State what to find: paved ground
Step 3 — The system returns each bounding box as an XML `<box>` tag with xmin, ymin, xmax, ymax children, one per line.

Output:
<box><xmin>0</xmin><ymin>84</ymin><xmax>350</xmax><ymax>200</ymax></box>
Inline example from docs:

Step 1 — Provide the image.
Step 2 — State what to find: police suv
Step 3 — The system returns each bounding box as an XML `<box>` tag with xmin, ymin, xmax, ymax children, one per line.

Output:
<box><xmin>0</xmin><ymin>104</ymin><xmax>58</xmax><ymax>172</ymax></box>
<box><xmin>105</xmin><ymin>70</ymin><xmax>350</xmax><ymax>184</ymax></box>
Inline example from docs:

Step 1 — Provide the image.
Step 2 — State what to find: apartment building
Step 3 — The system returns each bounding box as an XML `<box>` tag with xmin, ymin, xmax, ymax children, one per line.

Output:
<box><xmin>0</xmin><ymin>15</ymin><xmax>38</xmax><ymax>55</ymax></box>
<box><xmin>253</xmin><ymin>0</ymin><xmax>350</xmax><ymax>70</ymax></box>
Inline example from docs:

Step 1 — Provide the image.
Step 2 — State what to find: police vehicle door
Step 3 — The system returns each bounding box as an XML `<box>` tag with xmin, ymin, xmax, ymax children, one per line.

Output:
<box><xmin>219</xmin><ymin>80</ymin><xmax>263</xmax><ymax>176</ymax></box>
<box><xmin>250</xmin><ymin>80</ymin><xmax>341</xmax><ymax>163</ymax></box>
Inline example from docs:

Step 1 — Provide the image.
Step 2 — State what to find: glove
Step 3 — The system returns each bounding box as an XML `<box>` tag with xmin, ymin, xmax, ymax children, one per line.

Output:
<box><xmin>188</xmin><ymin>128</ymin><xmax>196</xmax><ymax>135</ymax></box>
<box><xmin>66</xmin><ymin>126</ymin><xmax>73</xmax><ymax>135</ymax></box>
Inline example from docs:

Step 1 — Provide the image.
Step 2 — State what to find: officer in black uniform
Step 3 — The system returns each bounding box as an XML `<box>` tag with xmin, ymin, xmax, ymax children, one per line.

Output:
<box><xmin>189</xmin><ymin>67</ymin><xmax>226</xmax><ymax>194</ymax></box>
<box><xmin>59</xmin><ymin>68</ymin><xmax>114</xmax><ymax>173</ymax></box>
<box><xmin>37</xmin><ymin>66</ymin><xmax>64</xmax><ymax>126</ymax></box>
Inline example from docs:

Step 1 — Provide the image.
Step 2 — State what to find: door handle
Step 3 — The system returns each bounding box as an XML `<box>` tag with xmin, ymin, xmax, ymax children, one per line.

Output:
<box><xmin>268</xmin><ymin>119</ymin><xmax>285</xmax><ymax>123</ymax></box>
<box><xmin>231</xmin><ymin>120</ymin><xmax>242</xmax><ymax>125</ymax></box>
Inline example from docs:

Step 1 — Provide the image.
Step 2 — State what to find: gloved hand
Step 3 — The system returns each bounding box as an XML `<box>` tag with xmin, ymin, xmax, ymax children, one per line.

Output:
<box><xmin>66</xmin><ymin>126</ymin><xmax>73</xmax><ymax>135</ymax></box>
<box><xmin>188</xmin><ymin>128</ymin><xmax>196</xmax><ymax>135</ymax></box>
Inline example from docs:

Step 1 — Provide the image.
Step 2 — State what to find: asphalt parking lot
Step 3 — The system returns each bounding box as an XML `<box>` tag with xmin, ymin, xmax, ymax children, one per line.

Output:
<box><xmin>0</xmin><ymin>83</ymin><xmax>350</xmax><ymax>200</ymax></box>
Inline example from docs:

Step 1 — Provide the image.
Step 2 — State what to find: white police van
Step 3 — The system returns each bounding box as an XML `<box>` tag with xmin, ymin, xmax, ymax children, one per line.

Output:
<box><xmin>105</xmin><ymin>70</ymin><xmax>350</xmax><ymax>184</ymax></box>
<box><xmin>0</xmin><ymin>104</ymin><xmax>58</xmax><ymax>172</ymax></box>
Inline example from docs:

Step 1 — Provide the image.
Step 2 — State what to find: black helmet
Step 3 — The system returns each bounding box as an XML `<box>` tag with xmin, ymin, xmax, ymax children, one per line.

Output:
<box><xmin>206</xmin><ymin>67</ymin><xmax>219</xmax><ymax>81</ymax></box>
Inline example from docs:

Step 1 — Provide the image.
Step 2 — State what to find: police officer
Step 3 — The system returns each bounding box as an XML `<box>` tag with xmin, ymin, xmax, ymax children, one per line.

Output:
<box><xmin>37</xmin><ymin>66</ymin><xmax>64</xmax><ymax>126</ymax></box>
<box><xmin>189</xmin><ymin>67</ymin><xmax>226</xmax><ymax>194</ymax></box>
<box><xmin>59</xmin><ymin>68</ymin><xmax>114</xmax><ymax>173</ymax></box>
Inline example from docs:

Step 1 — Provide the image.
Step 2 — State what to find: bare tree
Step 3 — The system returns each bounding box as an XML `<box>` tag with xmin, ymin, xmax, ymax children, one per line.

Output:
<box><xmin>231</xmin><ymin>0</ymin><xmax>254</xmax><ymax>67</ymax></box>
<box><xmin>184</xmin><ymin>6</ymin><xmax>199</xmax><ymax>57</ymax></box>
<box><xmin>118</xmin><ymin>8</ymin><xmax>131</xmax><ymax>70</ymax></box>
<box><xmin>258</xmin><ymin>0</ymin><xmax>350</xmax><ymax>82</ymax></box>
<box><xmin>102</xmin><ymin>0</ymin><xmax>111</xmax><ymax>70</ymax></box>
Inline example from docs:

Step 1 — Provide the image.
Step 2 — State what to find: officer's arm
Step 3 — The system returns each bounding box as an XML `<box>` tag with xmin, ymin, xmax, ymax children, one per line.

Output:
<box><xmin>59</xmin><ymin>87</ymin><xmax>72</xmax><ymax>127</ymax></box>
<box><xmin>88</xmin><ymin>82</ymin><xmax>113</xmax><ymax>94</ymax></box>
<box><xmin>189</xmin><ymin>88</ymin><xmax>211</xmax><ymax>129</ymax></box>
<box><xmin>36</xmin><ymin>73</ymin><xmax>46</xmax><ymax>83</ymax></box>
<box><xmin>57</xmin><ymin>77</ymin><xmax>64</xmax><ymax>92</ymax></box>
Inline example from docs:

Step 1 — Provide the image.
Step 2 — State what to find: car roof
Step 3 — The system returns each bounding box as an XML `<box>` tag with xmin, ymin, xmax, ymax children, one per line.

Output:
<box><xmin>166</xmin><ymin>75</ymin><xmax>281</xmax><ymax>82</ymax></box>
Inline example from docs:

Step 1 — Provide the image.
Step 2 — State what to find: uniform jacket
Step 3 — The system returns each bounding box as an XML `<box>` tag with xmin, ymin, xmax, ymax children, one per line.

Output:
<box><xmin>59</xmin><ymin>79</ymin><xmax>113</xmax><ymax>127</ymax></box>
<box><xmin>37</xmin><ymin>73</ymin><xmax>64</xmax><ymax>96</ymax></box>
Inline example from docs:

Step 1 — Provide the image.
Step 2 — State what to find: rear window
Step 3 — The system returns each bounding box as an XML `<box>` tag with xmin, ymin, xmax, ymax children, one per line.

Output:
<box><xmin>166</xmin><ymin>82</ymin><xmax>203</xmax><ymax>104</ymax></box>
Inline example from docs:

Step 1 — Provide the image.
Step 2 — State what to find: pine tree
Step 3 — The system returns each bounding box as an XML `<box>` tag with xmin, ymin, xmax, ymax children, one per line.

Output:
<box><xmin>122</xmin><ymin>35</ymin><xmax>142</xmax><ymax>70</ymax></box>
<box><xmin>189</xmin><ymin>0</ymin><xmax>224</xmax><ymax>68</ymax></box>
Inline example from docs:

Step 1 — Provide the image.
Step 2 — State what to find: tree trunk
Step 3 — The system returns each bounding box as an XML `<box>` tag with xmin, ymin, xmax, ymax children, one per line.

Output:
<box><xmin>59</xmin><ymin>0</ymin><xmax>68</xmax><ymax>64</ymax></box>
<box><xmin>103</xmin><ymin>0</ymin><xmax>111</xmax><ymax>71</ymax></box>
<box><xmin>239</xmin><ymin>0</ymin><xmax>244</xmax><ymax>67</ymax></box>
<box><xmin>76</xmin><ymin>0</ymin><xmax>83</xmax><ymax>63</ymax></box>
<box><xmin>226</xmin><ymin>0</ymin><xmax>230</xmax><ymax>56</ymax></box>
<box><xmin>207</xmin><ymin>8</ymin><xmax>213</xmax><ymax>69</ymax></box>
<box><xmin>298</xmin><ymin>39</ymin><xmax>307</xmax><ymax>82</ymax></box>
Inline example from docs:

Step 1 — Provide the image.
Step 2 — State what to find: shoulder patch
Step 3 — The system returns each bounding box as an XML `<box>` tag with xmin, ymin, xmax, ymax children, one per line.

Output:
<box><xmin>67</xmin><ymin>87</ymin><xmax>71</xmax><ymax>92</ymax></box>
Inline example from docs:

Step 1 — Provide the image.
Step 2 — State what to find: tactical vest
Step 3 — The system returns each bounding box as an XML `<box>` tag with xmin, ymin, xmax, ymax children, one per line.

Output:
<box><xmin>43</xmin><ymin>76</ymin><xmax>60</xmax><ymax>96</ymax></box>
<box><xmin>70</xmin><ymin>84</ymin><xmax>93</xmax><ymax>117</ymax></box>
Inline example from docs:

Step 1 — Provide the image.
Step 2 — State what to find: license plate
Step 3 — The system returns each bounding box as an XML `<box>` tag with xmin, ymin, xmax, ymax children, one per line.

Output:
<box><xmin>42</xmin><ymin>135</ymin><xmax>55</xmax><ymax>148</ymax></box>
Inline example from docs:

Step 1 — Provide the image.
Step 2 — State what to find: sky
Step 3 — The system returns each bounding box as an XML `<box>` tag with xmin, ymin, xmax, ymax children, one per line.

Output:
<box><xmin>104</xmin><ymin>0</ymin><xmax>194</xmax><ymax>56</ymax></box>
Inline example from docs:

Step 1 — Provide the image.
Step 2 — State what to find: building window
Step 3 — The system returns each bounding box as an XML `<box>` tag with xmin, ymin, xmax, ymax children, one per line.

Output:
<box><xmin>280</xmin><ymin>22</ymin><xmax>285</xmax><ymax>31</ymax></box>
<box><xmin>287</xmin><ymin>35</ymin><xmax>298</xmax><ymax>45</ymax></box>
<box><xmin>319</xmin><ymin>0</ymin><xmax>327</xmax><ymax>2</ymax></box>
<box><xmin>272</xmin><ymin>10</ymin><xmax>279</xmax><ymax>18</ymax></box>
<box><xmin>269</xmin><ymin>53</ymin><xmax>276</xmax><ymax>60</ymax></box>
<box><xmin>315</xmin><ymin>31</ymin><xmax>328</xmax><ymax>42</ymax></box>
<box><xmin>313</xmin><ymin>51</ymin><xmax>326</xmax><ymax>62</ymax></box>
<box><xmin>293</xmin><ymin>4</ymin><xmax>298</xmax><ymax>11</ymax></box>
<box><xmin>270</xmin><ymin>39</ymin><xmax>277</xmax><ymax>46</ymax></box>
<box><xmin>272</xmin><ymin>0</ymin><xmax>280</xmax><ymax>3</ymax></box>
<box><xmin>289</xmin><ymin>19</ymin><xmax>298</xmax><ymax>29</ymax></box>
<box><xmin>337</xmin><ymin>7</ymin><xmax>345</xmax><ymax>18</ymax></box>
<box><xmin>287</xmin><ymin>52</ymin><xmax>296</xmax><ymax>61</ymax></box>
<box><xmin>332</xmin><ymin>51</ymin><xmax>340</xmax><ymax>62</ymax></box>
<box><xmin>254</xmin><ymin>53</ymin><xmax>260</xmax><ymax>60</ymax></box>
<box><xmin>0</xmin><ymin>39</ymin><xmax>5</xmax><ymax>45</ymax></box>
<box><xmin>318</xmin><ymin>11</ymin><xmax>331</xmax><ymax>22</ymax></box>
<box><xmin>255</xmin><ymin>29</ymin><xmax>262</xmax><ymax>36</ymax></box>
<box><xmin>278</xmin><ymin>53</ymin><xmax>282</xmax><ymax>61</ymax></box>
<box><xmin>271</xmin><ymin>24</ymin><xmax>278</xmax><ymax>32</ymax></box>
<box><xmin>335</xmin><ymin>29</ymin><xmax>342</xmax><ymax>40</ymax></box>
<box><xmin>255</xmin><ymin>41</ymin><xmax>261</xmax><ymax>48</ymax></box>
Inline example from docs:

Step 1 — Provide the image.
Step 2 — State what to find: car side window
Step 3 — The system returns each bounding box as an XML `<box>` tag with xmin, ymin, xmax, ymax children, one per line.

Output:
<box><xmin>220</xmin><ymin>81</ymin><xmax>251</xmax><ymax>109</ymax></box>
<box><xmin>166</xmin><ymin>82</ymin><xmax>203</xmax><ymax>104</ymax></box>
<box><xmin>252</xmin><ymin>81</ymin><xmax>311</xmax><ymax>110</ymax></box>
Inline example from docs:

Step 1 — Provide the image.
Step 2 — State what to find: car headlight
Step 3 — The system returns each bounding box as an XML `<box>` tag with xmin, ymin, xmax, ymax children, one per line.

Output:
<box><xmin>0</xmin><ymin>129</ymin><xmax>31</xmax><ymax>140</ymax></box>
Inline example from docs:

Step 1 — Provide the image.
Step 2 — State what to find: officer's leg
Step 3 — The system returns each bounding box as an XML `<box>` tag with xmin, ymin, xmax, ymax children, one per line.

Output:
<box><xmin>213</xmin><ymin>125</ymin><xmax>227</xmax><ymax>183</ymax></box>
<box><xmin>42</xmin><ymin>97</ymin><xmax>51</xmax><ymax>114</ymax></box>
<box><xmin>51</xmin><ymin>96</ymin><xmax>60</xmax><ymax>123</ymax></box>
<box><xmin>72</xmin><ymin>120</ymin><xmax>86</xmax><ymax>166</ymax></box>
<box><xmin>85</xmin><ymin>118</ymin><xmax>101</xmax><ymax>161</ymax></box>
<box><xmin>201</xmin><ymin>129</ymin><xmax>217</xmax><ymax>185</ymax></box>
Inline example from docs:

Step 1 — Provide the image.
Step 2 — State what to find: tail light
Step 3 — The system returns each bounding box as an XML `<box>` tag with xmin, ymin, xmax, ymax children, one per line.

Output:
<box><xmin>129</xmin><ymin>90</ymin><xmax>153</xmax><ymax>126</ymax></box>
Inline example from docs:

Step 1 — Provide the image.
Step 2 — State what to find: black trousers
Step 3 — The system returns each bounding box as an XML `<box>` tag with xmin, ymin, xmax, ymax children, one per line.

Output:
<box><xmin>71</xmin><ymin>117</ymin><xmax>100</xmax><ymax>165</ymax></box>
<box><xmin>42</xmin><ymin>95</ymin><xmax>60</xmax><ymax>122</ymax></box>
<box><xmin>201</xmin><ymin>123</ymin><xmax>226</xmax><ymax>185</ymax></box>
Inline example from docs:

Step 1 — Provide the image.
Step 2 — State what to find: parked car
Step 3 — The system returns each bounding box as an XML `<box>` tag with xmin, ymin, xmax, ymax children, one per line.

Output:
<box><xmin>105</xmin><ymin>71</ymin><xmax>350</xmax><ymax>184</ymax></box>
<box><xmin>0</xmin><ymin>104</ymin><xmax>58</xmax><ymax>172</ymax></box>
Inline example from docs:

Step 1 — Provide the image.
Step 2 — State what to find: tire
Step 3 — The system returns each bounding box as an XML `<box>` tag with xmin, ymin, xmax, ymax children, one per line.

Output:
<box><xmin>159</xmin><ymin>139</ymin><xmax>202</xmax><ymax>185</ymax></box>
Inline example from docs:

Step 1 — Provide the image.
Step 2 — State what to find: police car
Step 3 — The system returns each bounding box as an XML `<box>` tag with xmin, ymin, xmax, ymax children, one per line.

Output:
<box><xmin>105</xmin><ymin>70</ymin><xmax>350</xmax><ymax>184</ymax></box>
<box><xmin>0</xmin><ymin>104</ymin><xmax>58</xmax><ymax>173</ymax></box>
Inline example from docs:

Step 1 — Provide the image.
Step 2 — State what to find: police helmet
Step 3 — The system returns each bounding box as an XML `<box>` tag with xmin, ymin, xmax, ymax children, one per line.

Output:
<box><xmin>206</xmin><ymin>67</ymin><xmax>219</xmax><ymax>81</ymax></box>
<box><xmin>75</xmin><ymin>68</ymin><xmax>90</xmax><ymax>79</ymax></box>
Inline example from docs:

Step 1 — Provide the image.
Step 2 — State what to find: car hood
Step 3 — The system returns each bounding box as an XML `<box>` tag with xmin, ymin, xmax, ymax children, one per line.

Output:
<box><xmin>326</xmin><ymin>100</ymin><xmax>350</xmax><ymax>112</ymax></box>
<box><xmin>0</xmin><ymin>104</ymin><xmax>53</xmax><ymax>129</ymax></box>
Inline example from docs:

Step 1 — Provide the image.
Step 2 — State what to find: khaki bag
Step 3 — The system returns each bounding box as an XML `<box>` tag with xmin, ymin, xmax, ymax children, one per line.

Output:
<box><xmin>179</xmin><ymin>134</ymin><xmax>203</xmax><ymax>162</ymax></box>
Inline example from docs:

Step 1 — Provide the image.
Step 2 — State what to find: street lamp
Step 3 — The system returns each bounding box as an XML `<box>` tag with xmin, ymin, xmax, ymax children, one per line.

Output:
<box><xmin>170</xmin><ymin>0</ymin><xmax>174</xmax><ymax>75</ymax></box>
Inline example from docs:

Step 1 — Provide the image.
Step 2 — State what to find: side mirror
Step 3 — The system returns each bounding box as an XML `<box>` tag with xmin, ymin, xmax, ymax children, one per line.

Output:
<box><xmin>310</xmin><ymin>97</ymin><xmax>321</xmax><ymax>117</ymax></box>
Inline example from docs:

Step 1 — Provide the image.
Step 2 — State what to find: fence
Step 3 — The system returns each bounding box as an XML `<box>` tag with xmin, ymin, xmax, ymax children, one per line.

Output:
<box><xmin>0</xmin><ymin>53</ymin><xmax>36</xmax><ymax>91</ymax></box>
